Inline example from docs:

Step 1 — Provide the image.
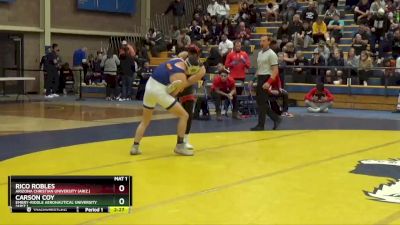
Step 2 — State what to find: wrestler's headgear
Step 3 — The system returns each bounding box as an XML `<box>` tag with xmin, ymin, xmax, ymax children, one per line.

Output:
<box><xmin>184</xmin><ymin>44</ymin><xmax>202</xmax><ymax>75</ymax></box>
<box><xmin>185</xmin><ymin>55</ymin><xmax>201</xmax><ymax>75</ymax></box>
<box><xmin>186</xmin><ymin>44</ymin><xmax>201</xmax><ymax>56</ymax></box>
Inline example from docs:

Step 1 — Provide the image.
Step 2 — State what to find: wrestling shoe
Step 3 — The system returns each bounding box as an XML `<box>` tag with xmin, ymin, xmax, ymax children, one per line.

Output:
<box><xmin>130</xmin><ymin>144</ymin><xmax>142</xmax><ymax>155</ymax></box>
<box><xmin>183</xmin><ymin>135</ymin><xmax>194</xmax><ymax>150</ymax></box>
<box><xmin>174</xmin><ymin>144</ymin><xmax>194</xmax><ymax>156</ymax></box>
<box><xmin>307</xmin><ymin>107</ymin><xmax>320</xmax><ymax>113</ymax></box>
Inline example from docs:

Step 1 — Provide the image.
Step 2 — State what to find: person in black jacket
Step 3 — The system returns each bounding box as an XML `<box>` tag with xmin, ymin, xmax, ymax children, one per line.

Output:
<box><xmin>326</xmin><ymin>48</ymin><xmax>345</xmax><ymax>84</ymax></box>
<box><xmin>301</xmin><ymin>1</ymin><xmax>319</xmax><ymax>23</ymax></box>
<box><xmin>163</xmin><ymin>0</ymin><xmax>186</xmax><ymax>28</ymax></box>
<box><xmin>369</xmin><ymin>8</ymin><xmax>389</xmax><ymax>55</ymax></box>
<box><xmin>194</xmin><ymin>48</ymin><xmax>221</xmax><ymax>120</ymax></box>
<box><xmin>119</xmin><ymin>50</ymin><xmax>136</xmax><ymax>101</ymax></box>
<box><xmin>45</xmin><ymin>43</ymin><xmax>61</xmax><ymax>98</ymax></box>
<box><xmin>58</xmin><ymin>63</ymin><xmax>74</xmax><ymax>95</ymax></box>
<box><xmin>204</xmin><ymin>47</ymin><xmax>222</xmax><ymax>68</ymax></box>
<box><xmin>392</xmin><ymin>30</ymin><xmax>400</xmax><ymax>59</ymax></box>
<box><xmin>310</xmin><ymin>48</ymin><xmax>326</xmax><ymax>84</ymax></box>
<box><xmin>39</xmin><ymin>49</ymin><xmax>51</xmax><ymax>93</ymax></box>
<box><xmin>293</xmin><ymin>51</ymin><xmax>310</xmax><ymax>83</ymax></box>
<box><xmin>277</xmin><ymin>21</ymin><xmax>291</xmax><ymax>48</ymax></box>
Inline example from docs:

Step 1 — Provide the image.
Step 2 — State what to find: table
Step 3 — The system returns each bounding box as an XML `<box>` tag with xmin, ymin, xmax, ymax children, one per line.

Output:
<box><xmin>0</xmin><ymin>77</ymin><xmax>36</xmax><ymax>101</ymax></box>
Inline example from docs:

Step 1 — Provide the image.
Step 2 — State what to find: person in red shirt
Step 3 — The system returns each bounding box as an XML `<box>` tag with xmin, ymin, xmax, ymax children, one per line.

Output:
<box><xmin>249</xmin><ymin>72</ymin><xmax>293</xmax><ymax>117</ymax></box>
<box><xmin>211</xmin><ymin>68</ymin><xmax>241</xmax><ymax>121</ymax></box>
<box><xmin>266</xmin><ymin>73</ymin><xmax>294</xmax><ymax>117</ymax></box>
<box><xmin>225</xmin><ymin>40</ymin><xmax>250</xmax><ymax>95</ymax></box>
<box><xmin>304</xmin><ymin>83</ymin><xmax>334</xmax><ymax>113</ymax></box>
<box><xmin>119</xmin><ymin>40</ymin><xmax>136</xmax><ymax>58</ymax></box>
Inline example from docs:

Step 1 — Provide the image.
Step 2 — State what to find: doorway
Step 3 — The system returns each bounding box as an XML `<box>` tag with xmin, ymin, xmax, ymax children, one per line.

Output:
<box><xmin>0</xmin><ymin>33</ymin><xmax>24</xmax><ymax>95</ymax></box>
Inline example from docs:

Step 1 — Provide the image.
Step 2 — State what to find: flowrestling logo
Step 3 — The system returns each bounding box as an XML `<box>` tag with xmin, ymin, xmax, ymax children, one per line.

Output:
<box><xmin>352</xmin><ymin>159</ymin><xmax>400</xmax><ymax>204</ymax></box>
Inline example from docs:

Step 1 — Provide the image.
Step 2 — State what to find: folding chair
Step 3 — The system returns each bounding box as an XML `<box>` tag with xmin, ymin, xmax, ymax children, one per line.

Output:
<box><xmin>267</xmin><ymin>95</ymin><xmax>283</xmax><ymax>116</ymax></box>
<box><xmin>237</xmin><ymin>76</ymin><xmax>257</xmax><ymax>116</ymax></box>
<box><xmin>193</xmin><ymin>74</ymin><xmax>212</xmax><ymax>120</ymax></box>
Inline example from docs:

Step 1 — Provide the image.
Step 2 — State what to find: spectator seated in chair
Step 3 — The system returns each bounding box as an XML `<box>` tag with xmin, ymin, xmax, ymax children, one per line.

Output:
<box><xmin>58</xmin><ymin>63</ymin><xmax>74</xmax><ymax>95</ymax></box>
<box><xmin>145</xmin><ymin>28</ymin><xmax>167</xmax><ymax>57</ymax></box>
<box><xmin>312</xmin><ymin>17</ymin><xmax>330</xmax><ymax>44</ymax></box>
<box><xmin>193</xmin><ymin>78</ymin><xmax>210</xmax><ymax>121</ymax></box>
<box><xmin>354</xmin><ymin>0</ymin><xmax>370</xmax><ymax>24</ymax></box>
<box><xmin>304</xmin><ymin>83</ymin><xmax>334</xmax><ymax>113</ymax></box>
<box><xmin>211</xmin><ymin>68</ymin><xmax>241</xmax><ymax>121</ymax></box>
<box><xmin>266</xmin><ymin>2</ymin><xmax>279</xmax><ymax>21</ymax></box>
<box><xmin>265</xmin><ymin>72</ymin><xmax>294</xmax><ymax>118</ymax></box>
<box><xmin>89</xmin><ymin>51</ymin><xmax>104</xmax><ymax>85</ymax></box>
<box><xmin>326</xmin><ymin>48</ymin><xmax>345</xmax><ymax>84</ymax></box>
<box><xmin>193</xmin><ymin>64</ymin><xmax>225</xmax><ymax>121</ymax></box>
<box><xmin>327</xmin><ymin>13</ymin><xmax>344</xmax><ymax>44</ymax></box>
<box><xmin>293</xmin><ymin>51</ymin><xmax>310</xmax><ymax>83</ymax></box>
<box><xmin>301</xmin><ymin>1</ymin><xmax>319</xmax><ymax>24</ymax></box>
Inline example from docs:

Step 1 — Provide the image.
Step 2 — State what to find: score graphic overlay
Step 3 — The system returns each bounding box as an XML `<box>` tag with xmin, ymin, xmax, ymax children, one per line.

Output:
<box><xmin>8</xmin><ymin>176</ymin><xmax>132</xmax><ymax>213</ymax></box>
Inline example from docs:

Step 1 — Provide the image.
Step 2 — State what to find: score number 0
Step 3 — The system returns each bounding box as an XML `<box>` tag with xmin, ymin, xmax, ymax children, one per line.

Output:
<box><xmin>118</xmin><ymin>185</ymin><xmax>125</xmax><ymax>205</ymax></box>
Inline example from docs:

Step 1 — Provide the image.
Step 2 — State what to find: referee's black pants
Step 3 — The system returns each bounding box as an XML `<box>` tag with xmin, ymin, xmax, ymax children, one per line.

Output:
<box><xmin>256</xmin><ymin>75</ymin><xmax>280</xmax><ymax>127</ymax></box>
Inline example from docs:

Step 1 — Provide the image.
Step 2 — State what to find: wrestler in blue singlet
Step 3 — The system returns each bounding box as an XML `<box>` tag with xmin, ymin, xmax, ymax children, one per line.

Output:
<box><xmin>151</xmin><ymin>58</ymin><xmax>185</xmax><ymax>85</ymax></box>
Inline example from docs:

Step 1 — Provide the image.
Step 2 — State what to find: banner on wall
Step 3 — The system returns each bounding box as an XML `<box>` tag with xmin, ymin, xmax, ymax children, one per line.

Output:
<box><xmin>77</xmin><ymin>0</ymin><xmax>136</xmax><ymax>14</ymax></box>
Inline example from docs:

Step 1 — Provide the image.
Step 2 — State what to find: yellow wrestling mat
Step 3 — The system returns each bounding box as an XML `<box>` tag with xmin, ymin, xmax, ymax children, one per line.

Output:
<box><xmin>1</xmin><ymin>130</ymin><xmax>400</xmax><ymax>225</ymax></box>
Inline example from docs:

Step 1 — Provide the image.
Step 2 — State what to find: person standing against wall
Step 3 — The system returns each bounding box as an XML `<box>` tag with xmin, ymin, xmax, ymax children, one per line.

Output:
<box><xmin>251</xmin><ymin>36</ymin><xmax>282</xmax><ymax>131</ymax></box>
<box><xmin>45</xmin><ymin>43</ymin><xmax>61</xmax><ymax>99</ymax></box>
<box><xmin>39</xmin><ymin>48</ymin><xmax>51</xmax><ymax>95</ymax></box>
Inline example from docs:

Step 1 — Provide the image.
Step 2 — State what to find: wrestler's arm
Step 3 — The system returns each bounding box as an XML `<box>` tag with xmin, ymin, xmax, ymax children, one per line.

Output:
<box><xmin>185</xmin><ymin>66</ymin><xmax>206</xmax><ymax>87</ymax></box>
<box><xmin>170</xmin><ymin>72</ymin><xmax>188</xmax><ymax>95</ymax></box>
<box><xmin>168</xmin><ymin>66</ymin><xmax>206</xmax><ymax>96</ymax></box>
<box><xmin>178</xmin><ymin>51</ymin><xmax>188</xmax><ymax>59</ymax></box>
<box><xmin>173</xmin><ymin>61</ymin><xmax>206</xmax><ymax>88</ymax></box>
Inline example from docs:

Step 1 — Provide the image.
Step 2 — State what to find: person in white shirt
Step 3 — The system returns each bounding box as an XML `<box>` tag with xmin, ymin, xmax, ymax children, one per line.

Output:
<box><xmin>207</xmin><ymin>0</ymin><xmax>220</xmax><ymax>17</ymax></box>
<box><xmin>251</xmin><ymin>36</ymin><xmax>282</xmax><ymax>131</ymax></box>
<box><xmin>218</xmin><ymin>34</ymin><xmax>233</xmax><ymax>61</ymax></box>
<box><xmin>101</xmin><ymin>48</ymin><xmax>120</xmax><ymax>101</ymax></box>
<box><xmin>217</xmin><ymin>0</ymin><xmax>230</xmax><ymax>20</ymax></box>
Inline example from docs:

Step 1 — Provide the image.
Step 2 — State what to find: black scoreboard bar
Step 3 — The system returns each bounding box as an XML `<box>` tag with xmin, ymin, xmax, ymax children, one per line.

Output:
<box><xmin>8</xmin><ymin>176</ymin><xmax>132</xmax><ymax>213</ymax></box>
